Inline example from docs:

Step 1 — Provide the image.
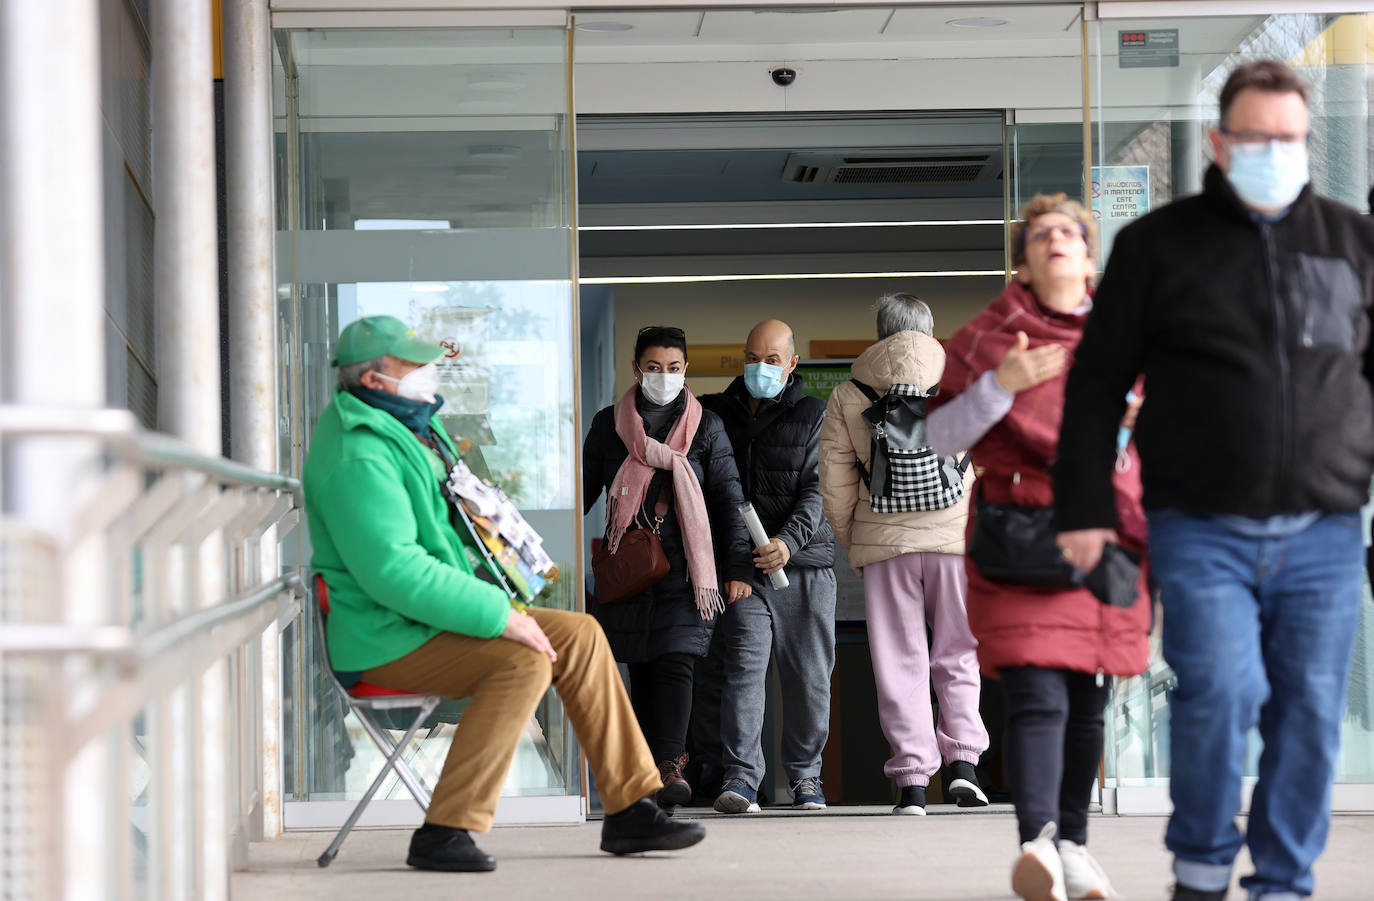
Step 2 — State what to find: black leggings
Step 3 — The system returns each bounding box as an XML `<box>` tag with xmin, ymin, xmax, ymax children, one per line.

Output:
<box><xmin>1000</xmin><ymin>666</ymin><xmax>1110</xmax><ymax>846</ymax></box>
<box><xmin>628</xmin><ymin>652</ymin><xmax>696</xmax><ymax>762</ymax></box>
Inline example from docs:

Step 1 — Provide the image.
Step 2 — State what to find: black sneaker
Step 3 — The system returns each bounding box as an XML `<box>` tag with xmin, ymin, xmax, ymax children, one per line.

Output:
<box><xmin>406</xmin><ymin>823</ymin><xmax>497</xmax><ymax>872</ymax></box>
<box><xmin>601</xmin><ymin>797</ymin><xmax>707</xmax><ymax>855</ymax></box>
<box><xmin>946</xmin><ymin>760</ymin><xmax>990</xmax><ymax>808</ymax></box>
<box><xmin>893</xmin><ymin>785</ymin><xmax>927</xmax><ymax>816</ymax></box>
<box><xmin>1170</xmin><ymin>884</ymin><xmax>1227</xmax><ymax>901</ymax></box>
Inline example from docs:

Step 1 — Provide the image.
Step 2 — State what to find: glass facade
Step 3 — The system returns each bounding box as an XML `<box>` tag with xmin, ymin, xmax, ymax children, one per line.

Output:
<box><xmin>274</xmin><ymin>26</ymin><xmax>582</xmax><ymax>810</ymax></box>
<box><xmin>266</xmin><ymin>5</ymin><xmax>1374</xmax><ymax>824</ymax></box>
<box><xmin>1092</xmin><ymin>11</ymin><xmax>1374</xmax><ymax>790</ymax></box>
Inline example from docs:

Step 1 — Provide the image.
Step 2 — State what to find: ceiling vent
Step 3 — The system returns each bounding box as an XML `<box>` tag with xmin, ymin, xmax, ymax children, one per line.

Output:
<box><xmin>782</xmin><ymin>151</ymin><xmax>998</xmax><ymax>186</ymax></box>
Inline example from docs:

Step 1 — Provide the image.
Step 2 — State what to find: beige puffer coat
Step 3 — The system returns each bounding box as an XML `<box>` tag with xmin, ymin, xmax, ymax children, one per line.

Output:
<box><xmin>819</xmin><ymin>331</ymin><xmax>973</xmax><ymax>570</ymax></box>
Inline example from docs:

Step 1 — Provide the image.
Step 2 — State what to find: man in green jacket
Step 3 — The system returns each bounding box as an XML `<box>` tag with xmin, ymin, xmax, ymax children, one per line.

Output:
<box><xmin>305</xmin><ymin>315</ymin><xmax>704</xmax><ymax>872</ymax></box>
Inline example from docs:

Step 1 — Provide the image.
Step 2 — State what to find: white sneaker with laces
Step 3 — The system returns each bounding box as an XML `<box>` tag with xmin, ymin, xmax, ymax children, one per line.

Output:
<box><xmin>1012</xmin><ymin>822</ymin><xmax>1067</xmax><ymax>901</ymax></box>
<box><xmin>1059</xmin><ymin>840</ymin><xmax>1115</xmax><ymax>900</ymax></box>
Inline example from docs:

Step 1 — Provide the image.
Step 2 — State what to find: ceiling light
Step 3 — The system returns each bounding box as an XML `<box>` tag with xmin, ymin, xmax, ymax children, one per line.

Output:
<box><xmin>454</xmin><ymin>166</ymin><xmax>507</xmax><ymax>184</ymax></box>
<box><xmin>468</xmin><ymin>144</ymin><xmax>522</xmax><ymax>160</ymax></box>
<box><xmin>580</xmin><ymin>270</ymin><xmax>1006</xmax><ymax>285</ymax></box>
<box><xmin>464</xmin><ymin>70</ymin><xmax>525</xmax><ymax>92</ymax></box>
<box><xmin>576</xmin><ymin>22</ymin><xmax>633</xmax><ymax>32</ymax></box>
<box><xmin>579</xmin><ymin>219</ymin><xmax>1002</xmax><ymax>231</ymax></box>
<box><xmin>946</xmin><ymin>17</ymin><xmax>1009</xmax><ymax>28</ymax></box>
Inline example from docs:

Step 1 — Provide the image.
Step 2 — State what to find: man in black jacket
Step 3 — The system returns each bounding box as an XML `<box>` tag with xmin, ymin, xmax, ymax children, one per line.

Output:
<box><xmin>1055</xmin><ymin>60</ymin><xmax>1374</xmax><ymax>901</ymax></box>
<box><xmin>699</xmin><ymin>319</ymin><xmax>837</xmax><ymax>813</ymax></box>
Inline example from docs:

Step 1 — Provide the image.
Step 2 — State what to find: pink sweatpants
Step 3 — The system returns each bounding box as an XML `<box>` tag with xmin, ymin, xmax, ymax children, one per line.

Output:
<box><xmin>864</xmin><ymin>551</ymin><xmax>989</xmax><ymax>788</ymax></box>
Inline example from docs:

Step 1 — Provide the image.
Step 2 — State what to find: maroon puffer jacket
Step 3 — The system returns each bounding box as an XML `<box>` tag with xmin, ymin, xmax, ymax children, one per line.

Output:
<box><xmin>931</xmin><ymin>280</ymin><xmax>1150</xmax><ymax>680</ymax></box>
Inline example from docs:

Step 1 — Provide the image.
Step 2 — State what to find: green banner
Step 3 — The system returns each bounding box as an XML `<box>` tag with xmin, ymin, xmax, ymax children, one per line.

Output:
<box><xmin>797</xmin><ymin>362</ymin><xmax>854</xmax><ymax>402</ymax></box>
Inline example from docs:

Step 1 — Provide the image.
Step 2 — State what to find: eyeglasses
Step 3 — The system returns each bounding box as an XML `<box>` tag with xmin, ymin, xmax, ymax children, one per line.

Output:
<box><xmin>1024</xmin><ymin>223</ymin><xmax>1084</xmax><ymax>246</ymax></box>
<box><xmin>1219</xmin><ymin>127</ymin><xmax>1310</xmax><ymax>147</ymax></box>
<box><xmin>637</xmin><ymin>325</ymin><xmax>686</xmax><ymax>338</ymax></box>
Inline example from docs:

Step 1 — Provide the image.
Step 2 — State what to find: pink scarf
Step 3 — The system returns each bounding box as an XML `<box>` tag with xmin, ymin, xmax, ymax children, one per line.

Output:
<box><xmin>607</xmin><ymin>387</ymin><xmax>723</xmax><ymax>619</ymax></box>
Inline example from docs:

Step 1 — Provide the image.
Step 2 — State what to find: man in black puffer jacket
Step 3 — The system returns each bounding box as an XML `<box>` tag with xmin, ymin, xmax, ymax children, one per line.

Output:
<box><xmin>698</xmin><ymin>319</ymin><xmax>836</xmax><ymax>814</ymax></box>
<box><xmin>1056</xmin><ymin>60</ymin><xmax>1374</xmax><ymax>901</ymax></box>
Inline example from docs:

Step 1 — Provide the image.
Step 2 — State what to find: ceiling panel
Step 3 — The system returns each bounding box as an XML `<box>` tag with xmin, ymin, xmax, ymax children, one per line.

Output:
<box><xmin>573</xmin><ymin>11</ymin><xmax>704</xmax><ymax>43</ymax></box>
<box><xmin>698</xmin><ymin>9</ymin><xmax>896</xmax><ymax>43</ymax></box>
<box><xmin>885</xmin><ymin>4</ymin><xmax>1081</xmax><ymax>40</ymax></box>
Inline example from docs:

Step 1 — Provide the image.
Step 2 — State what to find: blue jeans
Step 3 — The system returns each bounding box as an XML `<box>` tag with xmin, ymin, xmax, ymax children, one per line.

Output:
<box><xmin>1147</xmin><ymin>510</ymin><xmax>1363</xmax><ymax>900</ymax></box>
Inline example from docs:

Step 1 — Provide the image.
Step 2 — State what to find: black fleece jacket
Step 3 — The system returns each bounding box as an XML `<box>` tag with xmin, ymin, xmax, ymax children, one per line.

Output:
<box><xmin>1056</xmin><ymin>165</ymin><xmax>1374</xmax><ymax>528</ymax></box>
<box><xmin>700</xmin><ymin>375</ymin><xmax>835</xmax><ymax>569</ymax></box>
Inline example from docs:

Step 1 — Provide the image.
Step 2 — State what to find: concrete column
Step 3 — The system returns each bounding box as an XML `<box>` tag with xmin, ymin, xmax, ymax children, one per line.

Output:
<box><xmin>1170</xmin><ymin>118</ymin><xmax>1204</xmax><ymax>199</ymax></box>
<box><xmin>153</xmin><ymin>0</ymin><xmax>223</xmax><ymax>451</ymax></box>
<box><xmin>151</xmin><ymin>1</ymin><xmax>228</xmax><ymax>897</ymax></box>
<box><xmin>223</xmin><ymin>0</ymin><xmax>284</xmax><ymax>842</ymax></box>
<box><xmin>0</xmin><ymin>3</ymin><xmax>109</xmax><ymax>901</ymax></box>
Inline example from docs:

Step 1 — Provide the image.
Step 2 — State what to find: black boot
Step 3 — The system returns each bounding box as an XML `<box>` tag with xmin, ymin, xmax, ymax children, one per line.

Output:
<box><xmin>1171</xmin><ymin>885</ymin><xmax>1227</xmax><ymax>901</ymax></box>
<box><xmin>406</xmin><ymin>823</ymin><xmax>497</xmax><ymax>872</ymax></box>
<box><xmin>601</xmin><ymin>797</ymin><xmax>706</xmax><ymax>855</ymax></box>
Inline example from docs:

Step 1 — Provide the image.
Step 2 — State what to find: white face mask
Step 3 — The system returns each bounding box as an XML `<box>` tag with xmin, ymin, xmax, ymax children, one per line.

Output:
<box><xmin>639</xmin><ymin>371</ymin><xmax>685</xmax><ymax>406</ymax></box>
<box><xmin>375</xmin><ymin>361</ymin><xmax>439</xmax><ymax>403</ymax></box>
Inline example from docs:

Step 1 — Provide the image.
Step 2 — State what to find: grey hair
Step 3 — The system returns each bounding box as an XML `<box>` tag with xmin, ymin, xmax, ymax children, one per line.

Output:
<box><xmin>337</xmin><ymin>355</ymin><xmax>387</xmax><ymax>390</ymax></box>
<box><xmin>874</xmin><ymin>293</ymin><xmax>934</xmax><ymax>339</ymax></box>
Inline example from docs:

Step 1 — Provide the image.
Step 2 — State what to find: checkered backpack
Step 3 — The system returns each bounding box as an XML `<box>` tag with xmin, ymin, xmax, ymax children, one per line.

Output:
<box><xmin>851</xmin><ymin>379</ymin><xmax>970</xmax><ymax>513</ymax></box>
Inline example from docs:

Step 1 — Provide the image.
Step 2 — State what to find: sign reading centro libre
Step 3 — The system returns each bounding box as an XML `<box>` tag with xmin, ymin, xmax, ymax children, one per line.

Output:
<box><xmin>1091</xmin><ymin>166</ymin><xmax>1150</xmax><ymax>226</ymax></box>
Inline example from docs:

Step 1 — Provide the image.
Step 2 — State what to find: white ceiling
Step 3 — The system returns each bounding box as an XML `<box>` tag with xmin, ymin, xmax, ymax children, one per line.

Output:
<box><xmin>573</xmin><ymin>5</ymin><xmax>1083</xmax><ymax>48</ymax></box>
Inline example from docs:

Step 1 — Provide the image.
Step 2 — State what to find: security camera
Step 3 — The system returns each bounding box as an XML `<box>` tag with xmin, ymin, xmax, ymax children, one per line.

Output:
<box><xmin>770</xmin><ymin>67</ymin><xmax>796</xmax><ymax>87</ymax></box>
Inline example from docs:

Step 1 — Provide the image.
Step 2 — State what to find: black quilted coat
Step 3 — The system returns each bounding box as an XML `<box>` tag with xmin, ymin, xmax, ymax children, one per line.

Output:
<box><xmin>582</xmin><ymin>389</ymin><xmax>753</xmax><ymax>662</ymax></box>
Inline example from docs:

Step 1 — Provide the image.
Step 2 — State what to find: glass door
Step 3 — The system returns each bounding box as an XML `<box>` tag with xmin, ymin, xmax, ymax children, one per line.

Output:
<box><xmin>1089</xmin><ymin>5</ymin><xmax>1374</xmax><ymax>812</ymax></box>
<box><xmin>273</xmin><ymin>20</ymin><xmax>584</xmax><ymax>826</ymax></box>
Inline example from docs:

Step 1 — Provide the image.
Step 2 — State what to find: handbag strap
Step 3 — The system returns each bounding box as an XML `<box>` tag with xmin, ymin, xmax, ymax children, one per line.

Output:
<box><xmin>650</xmin><ymin>478</ymin><xmax>672</xmax><ymax>532</ymax></box>
<box><xmin>606</xmin><ymin>476</ymin><xmax>673</xmax><ymax>539</ymax></box>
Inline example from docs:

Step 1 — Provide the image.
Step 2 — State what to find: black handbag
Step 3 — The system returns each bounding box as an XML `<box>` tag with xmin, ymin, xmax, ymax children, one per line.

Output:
<box><xmin>967</xmin><ymin>484</ymin><xmax>1083</xmax><ymax>590</ymax></box>
<box><xmin>1083</xmin><ymin>543</ymin><xmax>1143</xmax><ymax>609</ymax></box>
<box><xmin>967</xmin><ymin>484</ymin><xmax>1142</xmax><ymax>608</ymax></box>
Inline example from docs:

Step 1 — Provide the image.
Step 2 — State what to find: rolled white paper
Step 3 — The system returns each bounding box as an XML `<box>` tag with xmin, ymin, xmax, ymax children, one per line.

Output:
<box><xmin>739</xmin><ymin>502</ymin><xmax>789</xmax><ymax>589</ymax></box>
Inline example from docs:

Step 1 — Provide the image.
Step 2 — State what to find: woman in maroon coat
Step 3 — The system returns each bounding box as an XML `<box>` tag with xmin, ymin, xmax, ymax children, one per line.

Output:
<box><xmin>927</xmin><ymin>193</ymin><xmax>1150</xmax><ymax>901</ymax></box>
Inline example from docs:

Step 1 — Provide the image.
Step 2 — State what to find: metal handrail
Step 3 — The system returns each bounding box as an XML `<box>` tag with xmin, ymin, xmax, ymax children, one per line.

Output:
<box><xmin>0</xmin><ymin>573</ymin><xmax>305</xmax><ymax>665</ymax></box>
<box><xmin>135</xmin><ymin>572</ymin><xmax>304</xmax><ymax>664</ymax></box>
<box><xmin>0</xmin><ymin>404</ymin><xmax>302</xmax><ymax>497</ymax></box>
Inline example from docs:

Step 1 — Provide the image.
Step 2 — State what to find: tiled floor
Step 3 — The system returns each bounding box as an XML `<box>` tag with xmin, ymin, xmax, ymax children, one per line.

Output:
<box><xmin>234</xmin><ymin>807</ymin><xmax>1374</xmax><ymax>900</ymax></box>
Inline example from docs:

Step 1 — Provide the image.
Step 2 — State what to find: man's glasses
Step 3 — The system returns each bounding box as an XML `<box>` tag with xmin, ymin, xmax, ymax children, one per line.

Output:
<box><xmin>1219</xmin><ymin>127</ymin><xmax>1310</xmax><ymax>147</ymax></box>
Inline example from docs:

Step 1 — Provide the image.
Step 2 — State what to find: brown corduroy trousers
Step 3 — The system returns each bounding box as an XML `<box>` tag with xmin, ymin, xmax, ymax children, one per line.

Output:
<box><xmin>361</xmin><ymin>608</ymin><xmax>661</xmax><ymax>832</ymax></box>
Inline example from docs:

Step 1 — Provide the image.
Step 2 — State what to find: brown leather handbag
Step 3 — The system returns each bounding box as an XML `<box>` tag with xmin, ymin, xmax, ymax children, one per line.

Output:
<box><xmin>592</xmin><ymin>482</ymin><xmax>671</xmax><ymax>605</ymax></box>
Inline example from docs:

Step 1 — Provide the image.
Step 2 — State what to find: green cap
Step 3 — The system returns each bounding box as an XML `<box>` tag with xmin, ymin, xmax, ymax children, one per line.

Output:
<box><xmin>332</xmin><ymin>315</ymin><xmax>445</xmax><ymax>367</ymax></box>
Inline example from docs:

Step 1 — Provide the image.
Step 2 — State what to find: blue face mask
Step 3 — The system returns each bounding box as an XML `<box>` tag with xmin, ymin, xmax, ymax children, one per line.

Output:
<box><xmin>1226</xmin><ymin>140</ymin><xmax>1309</xmax><ymax>210</ymax></box>
<box><xmin>744</xmin><ymin>362</ymin><xmax>787</xmax><ymax>399</ymax></box>
<box><xmin>1117</xmin><ymin>391</ymin><xmax>1139</xmax><ymax>450</ymax></box>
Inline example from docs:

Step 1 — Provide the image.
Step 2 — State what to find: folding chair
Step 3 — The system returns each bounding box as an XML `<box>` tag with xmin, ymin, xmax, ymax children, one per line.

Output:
<box><xmin>312</xmin><ymin>574</ymin><xmax>442</xmax><ymax>868</ymax></box>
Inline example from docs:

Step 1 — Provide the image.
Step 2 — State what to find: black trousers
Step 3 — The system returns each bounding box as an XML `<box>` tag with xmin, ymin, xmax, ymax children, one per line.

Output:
<box><xmin>628</xmin><ymin>652</ymin><xmax>696</xmax><ymax>762</ymax></box>
<box><xmin>1000</xmin><ymin>665</ymin><xmax>1110</xmax><ymax>846</ymax></box>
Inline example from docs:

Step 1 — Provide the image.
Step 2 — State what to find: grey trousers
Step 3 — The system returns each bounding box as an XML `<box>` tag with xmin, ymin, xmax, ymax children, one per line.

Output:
<box><xmin>719</xmin><ymin>565</ymin><xmax>837</xmax><ymax>789</ymax></box>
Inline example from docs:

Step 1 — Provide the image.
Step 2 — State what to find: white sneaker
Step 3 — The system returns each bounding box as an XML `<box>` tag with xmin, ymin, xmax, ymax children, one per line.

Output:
<box><xmin>1012</xmin><ymin>822</ymin><xmax>1067</xmax><ymax>901</ymax></box>
<box><xmin>1059</xmin><ymin>840</ymin><xmax>1116</xmax><ymax>900</ymax></box>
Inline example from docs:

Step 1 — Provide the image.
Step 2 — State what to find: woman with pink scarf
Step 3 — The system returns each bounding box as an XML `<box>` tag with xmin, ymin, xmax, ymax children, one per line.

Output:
<box><xmin>583</xmin><ymin>326</ymin><xmax>755</xmax><ymax>807</ymax></box>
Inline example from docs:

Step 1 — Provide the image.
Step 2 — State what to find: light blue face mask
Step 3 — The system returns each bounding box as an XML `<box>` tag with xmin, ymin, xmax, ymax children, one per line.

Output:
<box><xmin>744</xmin><ymin>361</ymin><xmax>787</xmax><ymax>399</ymax></box>
<box><xmin>1226</xmin><ymin>140</ymin><xmax>1309</xmax><ymax>210</ymax></box>
<box><xmin>1117</xmin><ymin>391</ymin><xmax>1140</xmax><ymax>451</ymax></box>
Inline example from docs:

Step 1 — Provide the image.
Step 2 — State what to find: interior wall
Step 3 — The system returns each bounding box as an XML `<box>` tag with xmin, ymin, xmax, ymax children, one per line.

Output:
<box><xmin>608</xmin><ymin>275</ymin><xmax>1004</xmax><ymax>398</ymax></box>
